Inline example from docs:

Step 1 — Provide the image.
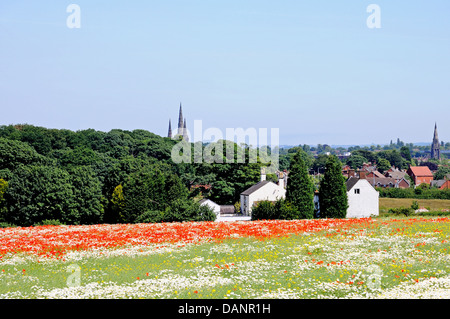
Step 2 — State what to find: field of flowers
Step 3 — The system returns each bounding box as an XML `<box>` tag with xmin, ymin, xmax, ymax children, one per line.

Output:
<box><xmin>1</xmin><ymin>217</ymin><xmax>450</xmax><ymax>299</ymax></box>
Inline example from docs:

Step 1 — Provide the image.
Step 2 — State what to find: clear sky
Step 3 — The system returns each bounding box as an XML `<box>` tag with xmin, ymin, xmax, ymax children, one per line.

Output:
<box><xmin>1</xmin><ymin>1</ymin><xmax>449</xmax><ymax>146</ymax></box>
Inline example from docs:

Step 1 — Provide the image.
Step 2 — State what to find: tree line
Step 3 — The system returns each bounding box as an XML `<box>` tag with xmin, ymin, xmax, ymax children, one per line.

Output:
<box><xmin>0</xmin><ymin>124</ymin><xmax>265</xmax><ymax>227</ymax></box>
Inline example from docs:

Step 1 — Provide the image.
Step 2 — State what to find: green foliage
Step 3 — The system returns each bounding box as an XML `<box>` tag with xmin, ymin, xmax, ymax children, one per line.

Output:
<box><xmin>234</xmin><ymin>201</ymin><xmax>241</xmax><ymax>215</ymax></box>
<box><xmin>135</xmin><ymin>200</ymin><xmax>216</xmax><ymax>224</ymax></box>
<box><xmin>2</xmin><ymin>165</ymin><xmax>76</xmax><ymax>226</ymax></box>
<box><xmin>411</xmin><ymin>200</ymin><xmax>419</xmax><ymax>211</ymax></box>
<box><xmin>0</xmin><ymin>222</ymin><xmax>16</xmax><ymax>228</ymax></box>
<box><xmin>312</xmin><ymin>154</ymin><xmax>329</xmax><ymax>173</ymax></box>
<box><xmin>388</xmin><ymin>207</ymin><xmax>413</xmax><ymax>216</ymax></box>
<box><xmin>251</xmin><ymin>198</ymin><xmax>308</xmax><ymax>221</ymax></box>
<box><xmin>35</xmin><ymin>219</ymin><xmax>65</xmax><ymax>226</ymax></box>
<box><xmin>434</xmin><ymin>166</ymin><xmax>450</xmax><ymax>181</ymax></box>
<box><xmin>117</xmin><ymin>160</ymin><xmax>218</xmax><ymax>224</ymax></box>
<box><xmin>0</xmin><ymin>138</ymin><xmax>47</xmax><ymax>170</ymax></box>
<box><xmin>251</xmin><ymin>201</ymin><xmax>276</xmax><ymax>221</ymax></box>
<box><xmin>400</xmin><ymin>146</ymin><xmax>412</xmax><ymax>162</ymax></box>
<box><xmin>66</xmin><ymin>166</ymin><xmax>104</xmax><ymax>225</ymax></box>
<box><xmin>286</xmin><ymin>150</ymin><xmax>314</xmax><ymax>219</ymax></box>
<box><xmin>0</xmin><ymin>179</ymin><xmax>7</xmax><ymax>204</ymax></box>
<box><xmin>274</xmin><ymin>199</ymin><xmax>301</xmax><ymax>220</ymax></box>
<box><xmin>378</xmin><ymin>149</ymin><xmax>405</xmax><ymax>169</ymax></box>
<box><xmin>346</xmin><ymin>155</ymin><xmax>367</xmax><ymax>170</ymax></box>
<box><xmin>0</xmin><ymin>124</ymin><xmax>264</xmax><ymax>225</ymax></box>
<box><xmin>378</xmin><ymin>187</ymin><xmax>450</xmax><ymax>200</ymax></box>
<box><xmin>319</xmin><ymin>155</ymin><xmax>348</xmax><ymax>219</ymax></box>
<box><xmin>377</xmin><ymin>158</ymin><xmax>391</xmax><ymax>174</ymax></box>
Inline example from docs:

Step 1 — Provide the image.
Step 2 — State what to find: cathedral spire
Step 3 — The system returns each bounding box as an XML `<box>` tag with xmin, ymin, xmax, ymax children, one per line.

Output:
<box><xmin>177</xmin><ymin>103</ymin><xmax>184</xmax><ymax>136</ymax></box>
<box><xmin>183</xmin><ymin>118</ymin><xmax>189</xmax><ymax>142</ymax></box>
<box><xmin>168</xmin><ymin>119</ymin><xmax>172</xmax><ymax>138</ymax></box>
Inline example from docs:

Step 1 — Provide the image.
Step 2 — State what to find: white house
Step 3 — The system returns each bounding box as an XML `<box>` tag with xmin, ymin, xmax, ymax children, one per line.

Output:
<box><xmin>198</xmin><ymin>199</ymin><xmax>221</xmax><ymax>218</ymax></box>
<box><xmin>240</xmin><ymin>170</ymin><xmax>286</xmax><ymax>216</ymax></box>
<box><xmin>346</xmin><ymin>177</ymin><xmax>379</xmax><ymax>218</ymax></box>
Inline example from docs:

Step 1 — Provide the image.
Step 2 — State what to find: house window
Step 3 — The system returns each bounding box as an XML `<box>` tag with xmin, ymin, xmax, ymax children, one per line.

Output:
<box><xmin>354</xmin><ymin>188</ymin><xmax>360</xmax><ymax>194</ymax></box>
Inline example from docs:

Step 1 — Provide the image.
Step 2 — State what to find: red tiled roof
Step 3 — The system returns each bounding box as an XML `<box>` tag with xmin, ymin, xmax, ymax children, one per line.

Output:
<box><xmin>408</xmin><ymin>166</ymin><xmax>433</xmax><ymax>177</ymax></box>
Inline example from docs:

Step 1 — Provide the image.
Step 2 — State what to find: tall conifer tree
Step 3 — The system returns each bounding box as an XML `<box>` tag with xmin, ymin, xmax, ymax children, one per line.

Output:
<box><xmin>285</xmin><ymin>150</ymin><xmax>314</xmax><ymax>219</ymax></box>
<box><xmin>319</xmin><ymin>155</ymin><xmax>348</xmax><ymax>218</ymax></box>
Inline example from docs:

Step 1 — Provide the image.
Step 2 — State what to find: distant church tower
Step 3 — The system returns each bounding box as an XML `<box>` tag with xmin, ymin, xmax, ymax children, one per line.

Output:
<box><xmin>431</xmin><ymin>123</ymin><xmax>440</xmax><ymax>160</ymax></box>
<box><xmin>167</xmin><ymin>119</ymin><xmax>172</xmax><ymax>139</ymax></box>
<box><xmin>168</xmin><ymin>103</ymin><xmax>189</xmax><ymax>142</ymax></box>
<box><xmin>177</xmin><ymin>103</ymin><xmax>184</xmax><ymax>137</ymax></box>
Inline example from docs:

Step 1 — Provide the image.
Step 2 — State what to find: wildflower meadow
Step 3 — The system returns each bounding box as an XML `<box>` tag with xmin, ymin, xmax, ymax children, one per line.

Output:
<box><xmin>1</xmin><ymin>217</ymin><xmax>449</xmax><ymax>299</ymax></box>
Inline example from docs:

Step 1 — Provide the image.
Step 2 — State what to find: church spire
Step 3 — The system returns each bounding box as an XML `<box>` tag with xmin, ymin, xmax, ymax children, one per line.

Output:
<box><xmin>183</xmin><ymin>118</ymin><xmax>189</xmax><ymax>142</ymax></box>
<box><xmin>177</xmin><ymin>103</ymin><xmax>184</xmax><ymax>136</ymax></box>
<box><xmin>168</xmin><ymin>119</ymin><xmax>172</xmax><ymax>138</ymax></box>
<box><xmin>431</xmin><ymin>122</ymin><xmax>440</xmax><ymax>160</ymax></box>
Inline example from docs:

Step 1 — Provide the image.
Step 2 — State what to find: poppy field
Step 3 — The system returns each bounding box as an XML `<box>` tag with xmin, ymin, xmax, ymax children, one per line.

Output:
<box><xmin>1</xmin><ymin>217</ymin><xmax>450</xmax><ymax>299</ymax></box>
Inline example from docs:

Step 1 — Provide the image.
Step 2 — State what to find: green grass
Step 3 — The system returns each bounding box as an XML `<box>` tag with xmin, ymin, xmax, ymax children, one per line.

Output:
<box><xmin>379</xmin><ymin>198</ymin><xmax>450</xmax><ymax>214</ymax></box>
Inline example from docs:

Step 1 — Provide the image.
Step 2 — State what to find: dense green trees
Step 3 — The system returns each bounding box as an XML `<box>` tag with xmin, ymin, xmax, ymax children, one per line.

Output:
<box><xmin>434</xmin><ymin>166</ymin><xmax>450</xmax><ymax>181</ymax></box>
<box><xmin>346</xmin><ymin>155</ymin><xmax>367</xmax><ymax>170</ymax></box>
<box><xmin>2</xmin><ymin>165</ymin><xmax>76</xmax><ymax>226</ymax></box>
<box><xmin>377</xmin><ymin>158</ymin><xmax>391</xmax><ymax>174</ymax></box>
<box><xmin>0</xmin><ymin>124</ymin><xmax>220</xmax><ymax>226</ymax></box>
<box><xmin>285</xmin><ymin>150</ymin><xmax>314</xmax><ymax>219</ymax></box>
<box><xmin>2</xmin><ymin>124</ymin><xmax>282</xmax><ymax>226</ymax></box>
<box><xmin>319</xmin><ymin>155</ymin><xmax>348</xmax><ymax>219</ymax></box>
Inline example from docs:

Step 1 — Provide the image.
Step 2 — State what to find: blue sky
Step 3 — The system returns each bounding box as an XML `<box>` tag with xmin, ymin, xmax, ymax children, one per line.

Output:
<box><xmin>0</xmin><ymin>1</ymin><xmax>449</xmax><ymax>146</ymax></box>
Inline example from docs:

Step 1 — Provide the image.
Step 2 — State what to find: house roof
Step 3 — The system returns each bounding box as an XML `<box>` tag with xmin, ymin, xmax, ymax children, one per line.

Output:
<box><xmin>367</xmin><ymin>177</ymin><xmax>397</xmax><ymax>187</ymax></box>
<box><xmin>346</xmin><ymin>177</ymin><xmax>360</xmax><ymax>192</ymax></box>
<box><xmin>220</xmin><ymin>206</ymin><xmax>235</xmax><ymax>214</ymax></box>
<box><xmin>431</xmin><ymin>180</ymin><xmax>446</xmax><ymax>188</ymax></box>
<box><xmin>369</xmin><ymin>170</ymin><xmax>385</xmax><ymax>178</ymax></box>
<box><xmin>408</xmin><ymin>166</ymin><xmax>433</xmax><ymax>177</ymax></box>
<box><xmin>385</xmin><ymin>170</ymin><xmax>406</xmax><ymax>180</ymax></box>
<box><xmin>241</xmin><ymin>180</ymin><xmax>271</xmax><ymax>196</ymax></box>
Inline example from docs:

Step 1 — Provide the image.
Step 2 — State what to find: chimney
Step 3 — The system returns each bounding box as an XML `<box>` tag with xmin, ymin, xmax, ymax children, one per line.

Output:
<box><xmin>278</xmin><ymin>171</ymin><xmax>285</xmax><ymax>188</ymax></box>
<box><xmin>348</xmin><ymin>169</ymin><xmax>355</xmax><ymax>177</ymax></box>
<box><xmin>358</xmin><ymin>170</ymin><xmax>366</xmax><ymax>179</ymax></box>
<box><xmin>261</xmin><ymin>167</ymin><xmax>266</xmax><ymax>182</ymax></box>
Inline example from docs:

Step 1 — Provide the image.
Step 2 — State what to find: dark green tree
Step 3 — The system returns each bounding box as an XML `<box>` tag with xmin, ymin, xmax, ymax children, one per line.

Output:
<box><xmin>285</xmin><ymin>150</ymin><xmax>314</xmax><ymax>219</ymax></box>
<box><xmin>346</xmin><ymin>155</ymin><xmax>368</xmax><ymax>169</ymax></box>
<box><xmin>312</xmin><ymin>154</ymin><xmax>329</xmax><ymax>174</ymax></box>
<box><xmin>3</xmin><ymin>165</ymin><xmax>76</xmax><ymax>226</ymax></box>
<box><xmin>319</xmin><ymin>155</ymin><xmax>348</xmax><ymax>219</ymax></box>
<box><xmin>377</xmin><ymin>158</ymin><xmax>391</xmax><ymax>174</ymax></box>
<box><xmin>0</xmin><ymin>138</ymin><xmax>47</xmax><ymax>170</ymax></box>
<box><xmin>434</xmin><ymin>166</ymin><xmax>450</xmax><ymax>181</ymax></box>
<box><xmin>120</xmin><ymin>164</ymin><xmax>190</xmax><ymax>223</ymax></box>
<box><xmin>66</xmin><ymin>166</ymin><xmax>104</xmax><ymax>225</ymax></box>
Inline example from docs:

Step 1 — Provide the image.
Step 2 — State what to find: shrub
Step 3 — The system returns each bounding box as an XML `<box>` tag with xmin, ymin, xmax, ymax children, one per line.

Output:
<box><xmin>411</xmin><ymin>201</ymin><xmax>419</xmax><ymax>211</ymax></box>
<box><xmin>0</xmin><ymin>222</ymin><xmax>15</xmax><ymax>228</ymax></box>
<box><xmin>135</xmin><ymin>200</ymin><xmax>216</xmax><ymax>224</ymax></box>
<box><xmin>35</xmin><ymin>219</ymin><xmax>64</xmax><ymax>226</ymax></box>
<box><xmin>388</xmin><ymin>207</ymin><xmax>413</xmax><ymax>216</ymax></box>
<box><xmin>274</xmin><ymin>199</ymin><xmax>299</xmax><ymax>220</ymax></box>
<box><xmin>251</xmin><ymin>201</ymin><xmax>276</xmax><ymax>220</ymax></box>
